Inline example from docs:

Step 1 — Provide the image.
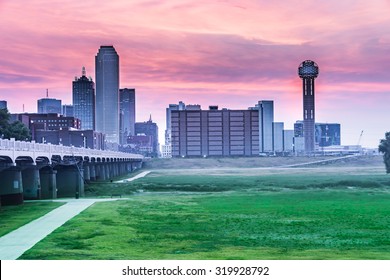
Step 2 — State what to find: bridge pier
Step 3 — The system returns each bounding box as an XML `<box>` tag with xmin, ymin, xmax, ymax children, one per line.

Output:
<box><xmin>83</xmin><ymin>164</ymin><xmax>91</xmax><ymax>183</ymax></box>
<box><xmin>96</xmin><ymin>164</ymin><xmax>106</xmax><ymax>181</ymax></box>
<box><xmin>55</xmin><ymin>165</ymin><xmax>84</xmax><ymax>198</ymax></box>
<box><xmin>40</xmin><ymin>168</ymin><xmax>57</xmax><ymax>199</ymax></box>
<box><xmin>89</xmin><ymin>164</ymin><xmax>96</xmax><ymax>181</ymax></box>
<box><xmin>105</xmin><ymin>164</ymin><xmax>111</xmax><ymax>180</ymax></box>
<box><xmin>0</xmin><ymin>167</ymin><xmax>24</xmax><ymax>206</ymax></box>
<box><xmin>22</xmin><ymin>167</ymin><xmax>41</xmax><ymax>200</ymax></box>
<box><xmin>119</xmin><ymin>162</ymin><xmax>126</xmax><ymax>176</ymax></box>
<box><xmin>113</xmin><ymin>163</ymin><xmax>119</xmax><ymax>177</ymax></box>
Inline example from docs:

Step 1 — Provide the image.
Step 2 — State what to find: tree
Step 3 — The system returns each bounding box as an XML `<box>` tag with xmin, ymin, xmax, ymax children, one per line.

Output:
<box><xmin>0</xmin><ymin>108</ymin><xmax>10</xmax><ymax>137</ymax></box>
<box><xmin>378</xmin><ymin>132</ymin><xmax>390</xmax><ymax>174</ymax></box>
<box><xmin>0</xmin><ymin>108</ymin><xmax>31</xmax><ymax>141</ymax></box>
<box><xmin>4</xmin><ymin>120</ymin><xmax>32</xmax><ymax>141</ymax></box>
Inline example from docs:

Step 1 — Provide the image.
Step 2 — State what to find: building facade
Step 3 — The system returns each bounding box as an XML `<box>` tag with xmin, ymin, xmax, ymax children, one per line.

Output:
<box><xmin>171</xmin><ymin>106</ymin><xmax>259</xmax><ymax>157</ymax></box>
<box><xmin>135</xmin><ymin>116</ymin><xmax>159</xmax><ymax>157</ymax></box>
<box><xmin>11</xmin><ymin>113</ymin><xmax>81</xmax><ymax>141</ymax></box>
<box><xmin>162</xmin><ymin>101</ymin><xmax>190</xmax><ymax>158</ymax></box>
<box><xmin>35</xmin><ymin>128</ymin><xmax>105</xmax><ymax>149</ymax></box>
<box><xmin>119</xmin><ymin>88</ymin><xmax>136</xmax><ymax>145</ymax></box>
<box><xmin>37</xmin><ymin>98</ymin><xmax>62</xmax><ymax>114</ymax></box>
<box><xmin>315</xmin><ymin>123</ymin><xmax>341</xmax><ymax>147</ymax></box>
<box><xmin>283</xmin><ymin>130</ymin><xmax>294</xmax><ymax>153</ymax></box>
<box><xmin>272</xmin><ymin>122</ymin><xmax>284</xmax><ymax>153</ymax></box>
<box><xmin>61</xmin><ymin>105</ymin><xmax>74</xmax><ymax>117</ymax></box>
<box><xmin>295</xmin><ymin>121</ymin><xmax>341</xmax><ymax>148</ymax></box>
<box><xmin>95</xmin><ymin>45</ymin><xmax>119</xmax><ymax>146</ymax></box>
<box><xmin>250</xmin><ymin>100</ymin><xmax>274</xmax><ymax>153</ymax></box>
<box><xmin>122</xmin><ymin>135</ymin><xmax>153</xmax><ymax>156</ymax></box>
<box><xmin>73</xmin><ymin>67</ymin><xmax>95</xmax><ymax>130</ymax></box>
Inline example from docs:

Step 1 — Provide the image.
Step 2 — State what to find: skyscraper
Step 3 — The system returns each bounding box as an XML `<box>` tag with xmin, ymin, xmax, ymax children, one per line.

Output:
<box><xmin>298</xmin><ymin>60</ymin><xmax>319</xmax><ymax>153</ymax></box>
<box><xmin>95</xmin><ymin>45</ymin><xmax>119</xmax><ymax>146</ymax></box>
<box><xmin>73</xmin><ymin>67</ymin><xmax>95</xmax><ymax>130</ymax></box>
<box><xmin>37</xmin><ymin>98</ymin><xmax>62</xmax><ymax>114</ymax></box>
<box><xmin>119</xmin><ymin>88</ymin><xmax>135</xmax><ymax>145</ymax></box>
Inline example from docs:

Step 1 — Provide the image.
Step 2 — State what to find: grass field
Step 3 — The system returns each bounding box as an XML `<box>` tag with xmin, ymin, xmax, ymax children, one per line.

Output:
<box><xmin>19</xmin><ymin>161</ymin><xmax>390</xmax><ymax>260</ymax></box>
<box><xmin>0</xmin><ymin>202</ymin><xmax>64</xmax><ymax>237</ymax></box>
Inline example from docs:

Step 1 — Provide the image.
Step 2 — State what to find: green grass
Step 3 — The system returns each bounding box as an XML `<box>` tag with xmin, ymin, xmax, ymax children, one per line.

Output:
<box><xmin>0</xmin><ymin>201</ymin><xmax>64</xmax><ymax>237</ymax></box>
<box><xmin>87</xmin><ymin>171</ymin><xmax>390</xmax><ymax>195</ymax></box>
<box><xmin>19</xmin><ymin>170</ymin><xmax>390</xmax><ymax>260</ymax></box>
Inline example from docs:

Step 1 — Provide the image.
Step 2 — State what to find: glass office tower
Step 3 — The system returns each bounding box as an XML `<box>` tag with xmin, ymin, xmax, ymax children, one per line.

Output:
<box><xmin>95</xmin><ymin>46</ymin><xmax>119</xmax><ymax>146</ymax></box>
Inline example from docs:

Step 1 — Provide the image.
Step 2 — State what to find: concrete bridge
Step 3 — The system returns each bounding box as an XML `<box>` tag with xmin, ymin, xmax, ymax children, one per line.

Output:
<box><xmin>0</xmin><ymin>138</ymin><xmax>143</xmax><ymax>206</ymax></box>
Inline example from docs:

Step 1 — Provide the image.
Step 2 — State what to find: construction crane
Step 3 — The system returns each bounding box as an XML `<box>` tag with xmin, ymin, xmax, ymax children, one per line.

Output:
<box><xmin>357</xmin><ymin>130</ymin><xmax>364</xmax><ymax>146</ymax></box>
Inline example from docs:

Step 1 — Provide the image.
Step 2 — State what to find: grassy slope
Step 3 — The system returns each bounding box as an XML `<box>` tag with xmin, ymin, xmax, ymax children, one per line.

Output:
<box><xmin>20</xmin><ymin>170</ymin><xmax>390</xmax><ymax>260</ymax></box>
<box><xmin>0</xmin><ymin>202</ymin><xmax>64</xmax><ymax>237</ymax></box>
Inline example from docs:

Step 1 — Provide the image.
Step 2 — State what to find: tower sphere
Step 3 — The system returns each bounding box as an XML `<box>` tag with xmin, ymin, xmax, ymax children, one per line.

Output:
<box><xmin>298</xmin><ymin>60</ymin><xmax>319</xmax><ymax>79</ymax></box>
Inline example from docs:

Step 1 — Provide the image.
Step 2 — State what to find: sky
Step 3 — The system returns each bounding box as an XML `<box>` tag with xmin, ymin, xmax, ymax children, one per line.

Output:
<box><xmin>0</xmin><ymin>0</ymin><xmax>390</xmax><ymax>148</ymax></box>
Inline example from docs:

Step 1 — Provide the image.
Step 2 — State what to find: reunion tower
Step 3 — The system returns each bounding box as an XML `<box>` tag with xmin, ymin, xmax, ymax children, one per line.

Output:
<box><xmin>298</xmin><ymin>60</ymin><xmax>319</xmax><ymax>153</ymax></box>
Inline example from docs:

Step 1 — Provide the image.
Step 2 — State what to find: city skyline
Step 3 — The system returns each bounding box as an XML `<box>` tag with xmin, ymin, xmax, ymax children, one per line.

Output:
<box><xmin>1</xmin><ymin>1</ymin><xmax>390</xmax><ymax>148</ymax></box>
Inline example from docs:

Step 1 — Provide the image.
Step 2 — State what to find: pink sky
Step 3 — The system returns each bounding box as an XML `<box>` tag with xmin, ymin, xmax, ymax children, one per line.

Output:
<box><xmin>1</xmin><ymin>0</ymin><xmax>390</xmax><ymax>148</ymax></box>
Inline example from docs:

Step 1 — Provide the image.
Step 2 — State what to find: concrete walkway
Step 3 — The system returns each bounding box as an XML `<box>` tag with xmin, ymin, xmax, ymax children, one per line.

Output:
<box><xmin>114</xmin><ymin>171</ymin><xmax>151</xmax><ymax>183</ymax></box>
<box><xmin>0</xmin><ymin>198</ymin><xmax>116</xmax><ymax>260</ymax></box>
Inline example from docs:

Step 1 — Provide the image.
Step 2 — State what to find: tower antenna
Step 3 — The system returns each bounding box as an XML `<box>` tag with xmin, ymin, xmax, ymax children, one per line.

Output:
<box><xmin>46</xmin><ymin>89</ymin><xmax>49</xmax><ymax>98</ymax></box>
<box><xmin>82</xmin><ymin>66</ymin><xmax>86</xmax><ymax>77</ymax></box>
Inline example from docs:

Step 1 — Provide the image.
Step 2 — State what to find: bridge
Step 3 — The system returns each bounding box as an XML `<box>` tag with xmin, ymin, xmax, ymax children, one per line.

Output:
<box><xmin>0</xmin><ymin>138</ymin><xmax>143</xmax><ymax>206</ymax></box>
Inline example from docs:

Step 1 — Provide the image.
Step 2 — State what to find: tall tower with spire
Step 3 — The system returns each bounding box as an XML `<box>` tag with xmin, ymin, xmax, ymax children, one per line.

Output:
<box><xmin>73</xmin><ymin>66</ymin><xmax>95</xmax><ymax>130</ymax></box>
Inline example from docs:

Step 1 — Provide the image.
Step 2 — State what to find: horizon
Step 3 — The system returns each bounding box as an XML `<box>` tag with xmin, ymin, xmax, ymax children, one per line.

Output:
<box><xmin>1</xmin><ymin>0</ymin><xmax>390</xmax><ymax>148</ymax></box>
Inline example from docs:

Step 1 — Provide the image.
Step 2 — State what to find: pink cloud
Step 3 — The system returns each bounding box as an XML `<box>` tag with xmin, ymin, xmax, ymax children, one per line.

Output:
<box><xmin>1</xmin><ymin>0</ymin><xmax>390</xmax><ymax>147</ymax></box>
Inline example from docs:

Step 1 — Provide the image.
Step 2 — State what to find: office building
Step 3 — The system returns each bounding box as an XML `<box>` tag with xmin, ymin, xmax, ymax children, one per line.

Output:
<box><xmin>315</xmin><ymin>123</ymin><xmax>341</xmax><ymax>147</ymax></box>
<box><xmin>162</xmin><ymin>101</ymin><xmax>189</xmax><ymax>157</ymax></box>
<box><xmin>37</xmin><ymin>97</ymin><xmax>62</xmax><ymax>114</ymax></box>
<box><xmin>283</xmin><ymin>130</ymin><xmax>294</xmax><ymax>153</ymax></box>
<box><xmin>62</xmin><ymin>105</ymin><xmax>74</xmax><ymax>117</ymax></box>
<box><xmin>119</xmin><ymin>88</ymin><xmax>136</xmax><ymax>145</ymax></box>
<box><xmin>272</xmin><ymin>122</ymin><xmax>284</xmax><ymax>153</ymax></box>
<box><xmin>11</xmin><ymin>113</ymin><xmax>81</xmax><ymax>141</ymax></box>
<box><xmin>95</xmin><ymin>45</ymin><xmax>119</xmax><ymax>146</ymax></box>
<box><xmin>171</xmin><ymin>105</ymin><xmax>259</xmax><ymax>157</ymax></box>
<box><xmin>298</xmin><ymin>60</ymin><xmax>319</xmax><ymax>153</ymax></box>
<box><xmin>294</xmin><ymin>121</ymin><xmax>304</xmax><ymax>138</ymax></box>
<box><xmin>294</xmin><ymin>121</ymin><xmax>341</xmax><ymax>148</ymax></box>
<box><xmin>73</xmin><ymin>67</ymin><xmax>95</xmax><ymax>130</ymax></box>
<box><xmin>124</xmin><ymin>135</ymin><xmax>153</xmax><ymax>156</ymax></box>
<box><xmin>250</xmin><ymin>100</ymin><xmax>274</xmax><ymax>153</ymax></box>
<box><xmin>0</xmin><ymin>100</ymin><xmax>7</xmax><ymax>110</ymax></box>
<box><xmin>135</xmin><ymin>116</ymin><xmax>159</xmax><ymax>157</ymax></box>
<box><xmin>35</xmin><ymin>128</ymin><xmax>104</xmax><ymax>149</ymax></box>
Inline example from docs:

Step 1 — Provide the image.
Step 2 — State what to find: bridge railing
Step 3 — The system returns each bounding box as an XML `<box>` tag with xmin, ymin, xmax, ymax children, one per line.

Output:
<box><xmin>0</xmin><ymin>138</ymin><xmax>143</xmax><ymax>160</ymax></box>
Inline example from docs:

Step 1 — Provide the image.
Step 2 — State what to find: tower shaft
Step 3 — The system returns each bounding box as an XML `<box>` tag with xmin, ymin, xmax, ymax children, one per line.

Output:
<box><xmin>303</xmin><ymin>77</ymin><xmax>315</xmax><ymax>152</ymax></box>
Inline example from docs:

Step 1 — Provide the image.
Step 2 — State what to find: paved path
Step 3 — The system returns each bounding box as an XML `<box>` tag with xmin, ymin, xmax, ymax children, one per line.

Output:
<box><xmin>114</xmin><ymin>171</ymin><xmax>151</xmax><ymax>183</ymax></box>
<box><xmin>0</xmin><ymin>198</ymin><xmax>116</xmax><ymax>260</ymax></box>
